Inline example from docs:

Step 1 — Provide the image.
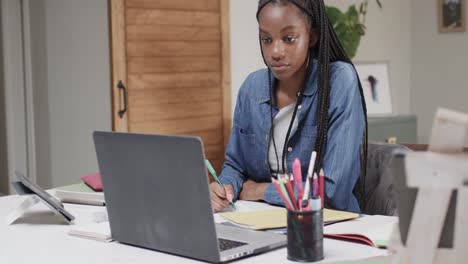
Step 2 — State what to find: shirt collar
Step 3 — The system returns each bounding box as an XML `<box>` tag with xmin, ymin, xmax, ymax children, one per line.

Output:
<box><xmin>257</xmin><ymin>59</ymin><xmax>318</xmax><ymax>104</ymax></box>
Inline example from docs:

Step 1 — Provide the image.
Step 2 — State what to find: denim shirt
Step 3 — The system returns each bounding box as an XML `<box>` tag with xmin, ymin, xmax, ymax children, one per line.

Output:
<box><xmin>218</xmin><ymin>60</ymin><xmax>365</xmax><ymax>213</ymax></box>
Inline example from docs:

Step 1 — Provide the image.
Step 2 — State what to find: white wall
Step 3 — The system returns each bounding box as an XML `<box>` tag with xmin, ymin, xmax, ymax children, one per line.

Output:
<box><xmin>30</xmin><ymin>0</ymin><xmax>111</xmax><ymax>188</ymax></box>
<box><xmin>411</xmin><ymin>0</ymin><xmax>468</xmax><ymax>144</ymax></box>
<box><xmin>0</xmin><ymin>2</ymin><xmax>7</xmax><ymax>194</ymax></box>
<box><xmin>30</xmin><ymin>0</ymin><xmax>50</xmax><ymax>188</ymax></box>
<box><xmin>229</xmin><ymin>0</ymin><xmax>264</xmax><ymax>109</ymax></box>
<box><xmin>229</xmin><ymin>0</ymin><xmax>412</xmax><ymax>116</ymax></box>
<box><xmin>1</xmin><ymin>0</ymin><xmax>29</xmax><ymax>193</ymax></box>
<box><xmin>352</xmin><ymin>0</ymin><xmax>412</xmax><ymax>115</ymax></box>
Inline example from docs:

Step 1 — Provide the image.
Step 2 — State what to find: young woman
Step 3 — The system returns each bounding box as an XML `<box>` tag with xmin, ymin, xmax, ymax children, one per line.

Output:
<box><xmin>210</xmin><ymin>0</ymin><xmax>367</xmax><ymax>213</ymax></box>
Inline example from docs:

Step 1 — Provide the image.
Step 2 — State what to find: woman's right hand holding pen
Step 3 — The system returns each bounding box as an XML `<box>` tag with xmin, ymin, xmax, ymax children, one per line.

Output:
<box><xmin>209</xmin><ymin>182</ymin><xmax>234</xmax><ymax>212</ymax></box>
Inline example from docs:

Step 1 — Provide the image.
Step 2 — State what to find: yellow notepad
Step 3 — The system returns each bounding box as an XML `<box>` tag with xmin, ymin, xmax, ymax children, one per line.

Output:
<box><xmin>219</xmin><ymin>208</ymin><xmax>359</xmax><ymax>230</ymax></box>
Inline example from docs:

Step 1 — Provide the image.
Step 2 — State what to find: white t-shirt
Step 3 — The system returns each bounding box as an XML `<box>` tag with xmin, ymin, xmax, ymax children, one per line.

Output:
<box><xmin>268</xmin><ymin>103</ymin><xmax>299</xmax><ymax>175</ymax></box>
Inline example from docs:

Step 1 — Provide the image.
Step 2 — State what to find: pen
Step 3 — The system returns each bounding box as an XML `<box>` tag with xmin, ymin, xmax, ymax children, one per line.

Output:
<box><xmin>306</xmin><ymin>151</ymin><xmax>317</xmax><ymax>179</ymax></box>
<box><xmin>205</xmin><ymin>159</ymin><xmax>236</xmax><ymax>209</ymax></box>
<box><xmin>306</xmin><ymin>151</ymin><xmax>317</xmax><ymax>210</ymax></box>
<box><xmin>301</xmin><ymin>174</ymin><xmax>312</xmax><ymax>211</ymax></box>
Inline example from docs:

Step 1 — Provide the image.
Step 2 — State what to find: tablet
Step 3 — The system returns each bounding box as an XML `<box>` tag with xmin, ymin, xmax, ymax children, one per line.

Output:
<box><xmin>12</xmin><ymin>172</ymin><xmax>75</xmax><ymax>223</ymax></box>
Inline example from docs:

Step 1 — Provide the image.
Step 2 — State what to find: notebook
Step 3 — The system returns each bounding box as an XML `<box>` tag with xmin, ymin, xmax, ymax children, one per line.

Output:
<box><xmin>324</xmin><ymin>215</ymin><xmax>397</xmax><ymax>248</ymax></box>
<box><xmin>81</xmin><ymin>172</ymin><xmax>103</xmax><ymax>191</ymax></box>
<box><xmin>219</xmin><ymin>208</ymin><xmax>359</xmax><ymax>230</ymax></box>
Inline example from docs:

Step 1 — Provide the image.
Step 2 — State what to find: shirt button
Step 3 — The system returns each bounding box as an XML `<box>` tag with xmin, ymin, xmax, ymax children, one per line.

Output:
<box><xmin>288</xmin><ymin>147</ymin><xmax>293</xmax><ymax>152</ymax></box>
<box><xmin>298</xmin><ymin>105</ymin><xmax>302</xmax><ymax>109</ymax></box>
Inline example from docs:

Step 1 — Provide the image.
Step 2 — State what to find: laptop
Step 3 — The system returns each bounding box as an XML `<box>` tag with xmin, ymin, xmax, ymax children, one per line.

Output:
<box><xmin>93</xmin><ymin>131</ymin><xmax>286</xmax><ymax>263</ymax></box>
<box><xmin>392</xmin><ymin>149</ymin><xmax>456</xmax><ymax>248</ymax></box>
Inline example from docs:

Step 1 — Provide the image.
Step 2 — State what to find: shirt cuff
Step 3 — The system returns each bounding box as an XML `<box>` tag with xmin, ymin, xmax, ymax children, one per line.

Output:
<box><xmin>219</xmin><ymin>173</ymin><xmax>242</xmax><ymax>201</ymax></box>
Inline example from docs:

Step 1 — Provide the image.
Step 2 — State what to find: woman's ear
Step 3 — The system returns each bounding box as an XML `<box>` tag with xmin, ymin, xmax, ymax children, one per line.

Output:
<box><xmin>309</xmin><ymin>30</ymin><xmax>318</xmax><ymax>48</ymax></box>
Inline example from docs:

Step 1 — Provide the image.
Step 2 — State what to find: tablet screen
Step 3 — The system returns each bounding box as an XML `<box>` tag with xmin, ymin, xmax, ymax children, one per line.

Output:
<box><xmin>12</xmin><ymin>172</ymin><xmax>75</xmax><ymax>222</ymax></box>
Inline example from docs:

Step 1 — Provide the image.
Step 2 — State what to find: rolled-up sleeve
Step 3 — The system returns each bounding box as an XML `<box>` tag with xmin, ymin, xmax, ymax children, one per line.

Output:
<box><xmin>218</xmin><ymin>80</ymin><xmax>249</xmax><ymax>201</ymax></box>
<box><xmin>323</xmin><ymin>64</ymin><xmax>365</xmax><ymax>213</ymax></box>
<box><xmin>218</xmin><ymin>129</ymin><xmax>246</xmax><ymax>201</ymax></box>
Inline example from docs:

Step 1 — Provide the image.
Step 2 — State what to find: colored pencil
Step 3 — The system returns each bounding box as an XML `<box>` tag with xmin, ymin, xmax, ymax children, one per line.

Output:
<box><xmin>319</xmin><ymin>169</ymin><xmax>325</xmax><ymax>208</ymax></box>
<box><xmin>283</xmin><ymin>174</ymin><xmax>298</xmax><ymax>210</ymax></box>
<box><xmin>272</xmin><ymin>178</ymin><xmax>294</xmax><ymax>210</ymax></box>
<box><xmin>313</xmin><ymin>172</ymin><xmax>319</xmax><ymax>197</ymax></box>
<box><xmin>292</xmin><ymin>158</ymin><xmax>303</xmax><ymax>208</ymax></box>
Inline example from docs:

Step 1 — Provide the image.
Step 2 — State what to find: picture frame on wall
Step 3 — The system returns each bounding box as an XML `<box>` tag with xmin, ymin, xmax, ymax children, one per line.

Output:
<box><xmin>439</xmin><ymin>0</ymin><xmax>466</xmax><ymax>33</ymax></box>
<box><xmin>354</xmin><ymin>62</ymin><xmax>393</xmax><ymax>116</ymax></box>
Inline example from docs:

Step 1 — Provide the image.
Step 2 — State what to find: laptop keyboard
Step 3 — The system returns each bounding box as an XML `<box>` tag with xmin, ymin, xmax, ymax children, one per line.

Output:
<box><xmin>218</xmin><ymin>238</ymin><xmax>247</xmax><ymax>252</ymax></box>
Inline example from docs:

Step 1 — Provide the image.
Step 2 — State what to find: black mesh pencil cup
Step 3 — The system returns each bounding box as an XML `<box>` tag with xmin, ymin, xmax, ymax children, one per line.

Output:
<box><xmin>287</xmin><ymin>209</ymin><xmax>324</xmax><ymax>262</ymax></box>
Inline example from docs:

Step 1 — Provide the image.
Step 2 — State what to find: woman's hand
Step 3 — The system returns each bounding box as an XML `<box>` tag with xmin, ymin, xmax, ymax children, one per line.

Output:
<box><xmin>209</xmin><ymin>182</ymin><xmax>234</xmax><ymax>212</ymax></box>
<box><xmin>239</xmin><ymin>180</ymin><xmax>269</xmax><ymax>201</ymax></box>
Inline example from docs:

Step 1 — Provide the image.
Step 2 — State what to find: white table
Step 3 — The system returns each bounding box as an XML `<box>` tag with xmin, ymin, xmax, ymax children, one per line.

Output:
<box><xmin>0</xmin><ymin>195</ymin><xmax>389</xmax><ymax>263</ymax></box>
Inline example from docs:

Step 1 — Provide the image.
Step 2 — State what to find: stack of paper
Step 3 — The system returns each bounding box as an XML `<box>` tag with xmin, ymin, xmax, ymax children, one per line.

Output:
<box><xmin>68</xmin><ymin>221</ymin><xmax>112</xmax><ymax>242</ymax></box>
<box><xmin>219</xmin><ymin>208</ymin><xmax>359</xmax><ymax>230</ymax></box>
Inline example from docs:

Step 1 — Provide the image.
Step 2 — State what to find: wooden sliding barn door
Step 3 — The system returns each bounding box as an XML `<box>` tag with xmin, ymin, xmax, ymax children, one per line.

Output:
<box><xmin>109</xmin><ymin>0</ymin><xmax>231</xmax><ymax>172</ymax></box>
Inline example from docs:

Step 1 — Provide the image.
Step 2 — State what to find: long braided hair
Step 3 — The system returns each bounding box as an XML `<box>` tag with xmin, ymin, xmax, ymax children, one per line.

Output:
<box><xmin>257</xmin><ymin>0</ymin><xmax>369</xmax><ymax>208</ymax></box>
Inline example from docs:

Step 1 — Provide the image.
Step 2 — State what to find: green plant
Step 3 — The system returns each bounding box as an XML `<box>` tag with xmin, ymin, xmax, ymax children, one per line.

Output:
<box><xmin>326</xmin><ymin>0</ymin><xmax>382</xmax><ymax>59</ymax></box>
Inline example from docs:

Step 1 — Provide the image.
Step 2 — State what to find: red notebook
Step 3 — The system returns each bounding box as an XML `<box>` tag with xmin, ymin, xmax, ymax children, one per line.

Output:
<box><xmin>81</xmin><ymin>173</ymin><xmax>103</xmax><ymax>191</ymax></box>
<box><xmin>323</xmin><ymin>215</ymin><xmax>397</xmax><ymax>248</ymax></box>
<box><xmin>324</xmin><ymin>233</ymin><xmax>375</xmax><ymax>247</ymax></box>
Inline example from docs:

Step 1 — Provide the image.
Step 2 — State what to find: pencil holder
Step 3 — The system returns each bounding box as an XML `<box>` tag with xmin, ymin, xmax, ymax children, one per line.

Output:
<box><xmin>287</xmin><ymin>209</ymin><xmax>324</xmax><ymax>262</ymax></box>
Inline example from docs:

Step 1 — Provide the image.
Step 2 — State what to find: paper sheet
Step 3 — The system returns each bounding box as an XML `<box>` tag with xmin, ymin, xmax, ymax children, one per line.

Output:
<box><xmin>326</xmin><ymin>256</ymin><xmax>388</xmax><ymax>264</ymax></box>
<box><xmin>221</xmin><ymin>200</ymin><xmax>282</xmax><ymax>212</ymax></box>
<box><xmin>219</xmin><ymin>208</ymin><xmax>359</xmax><ymax>230</ymax></box>
<box><xmin>68</xmin><ymin>221</ymin><xmax>112</xmax><ymax>242</ymax></box>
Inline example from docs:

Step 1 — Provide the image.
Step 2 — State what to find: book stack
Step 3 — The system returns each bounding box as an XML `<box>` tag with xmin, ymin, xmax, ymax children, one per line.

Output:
<box><xmin>55</xmin><ymin>173</ymin><xmax>105</xmax><ymax>206</ymax></box>
<box><xmin>55</xmin><ymin>183</ymin><xmax>105</xmax><ymax>206</ymax></box>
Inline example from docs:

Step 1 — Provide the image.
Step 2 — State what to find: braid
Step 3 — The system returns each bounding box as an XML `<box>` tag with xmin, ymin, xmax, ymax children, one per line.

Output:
<box><xmin>257</xmin><ymin>0</ymin><xmax>369</xmax><ymax>209</ymax></box>
<box><xmin>324</xmin><ymin>6</ymin><xmax>369</xmax><ymax>201</ymax></box>
<box><xmin>314</xmin><ymin>0</ymin><xmax>331</xmax><ymax>175</ymax></box>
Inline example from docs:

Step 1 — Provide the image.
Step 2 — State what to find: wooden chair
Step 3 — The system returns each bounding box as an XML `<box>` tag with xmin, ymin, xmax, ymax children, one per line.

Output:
<box><xmin>388</xmin><ymin>108</ymin><xmax>468</xmax><ymax>263</ymax></box>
